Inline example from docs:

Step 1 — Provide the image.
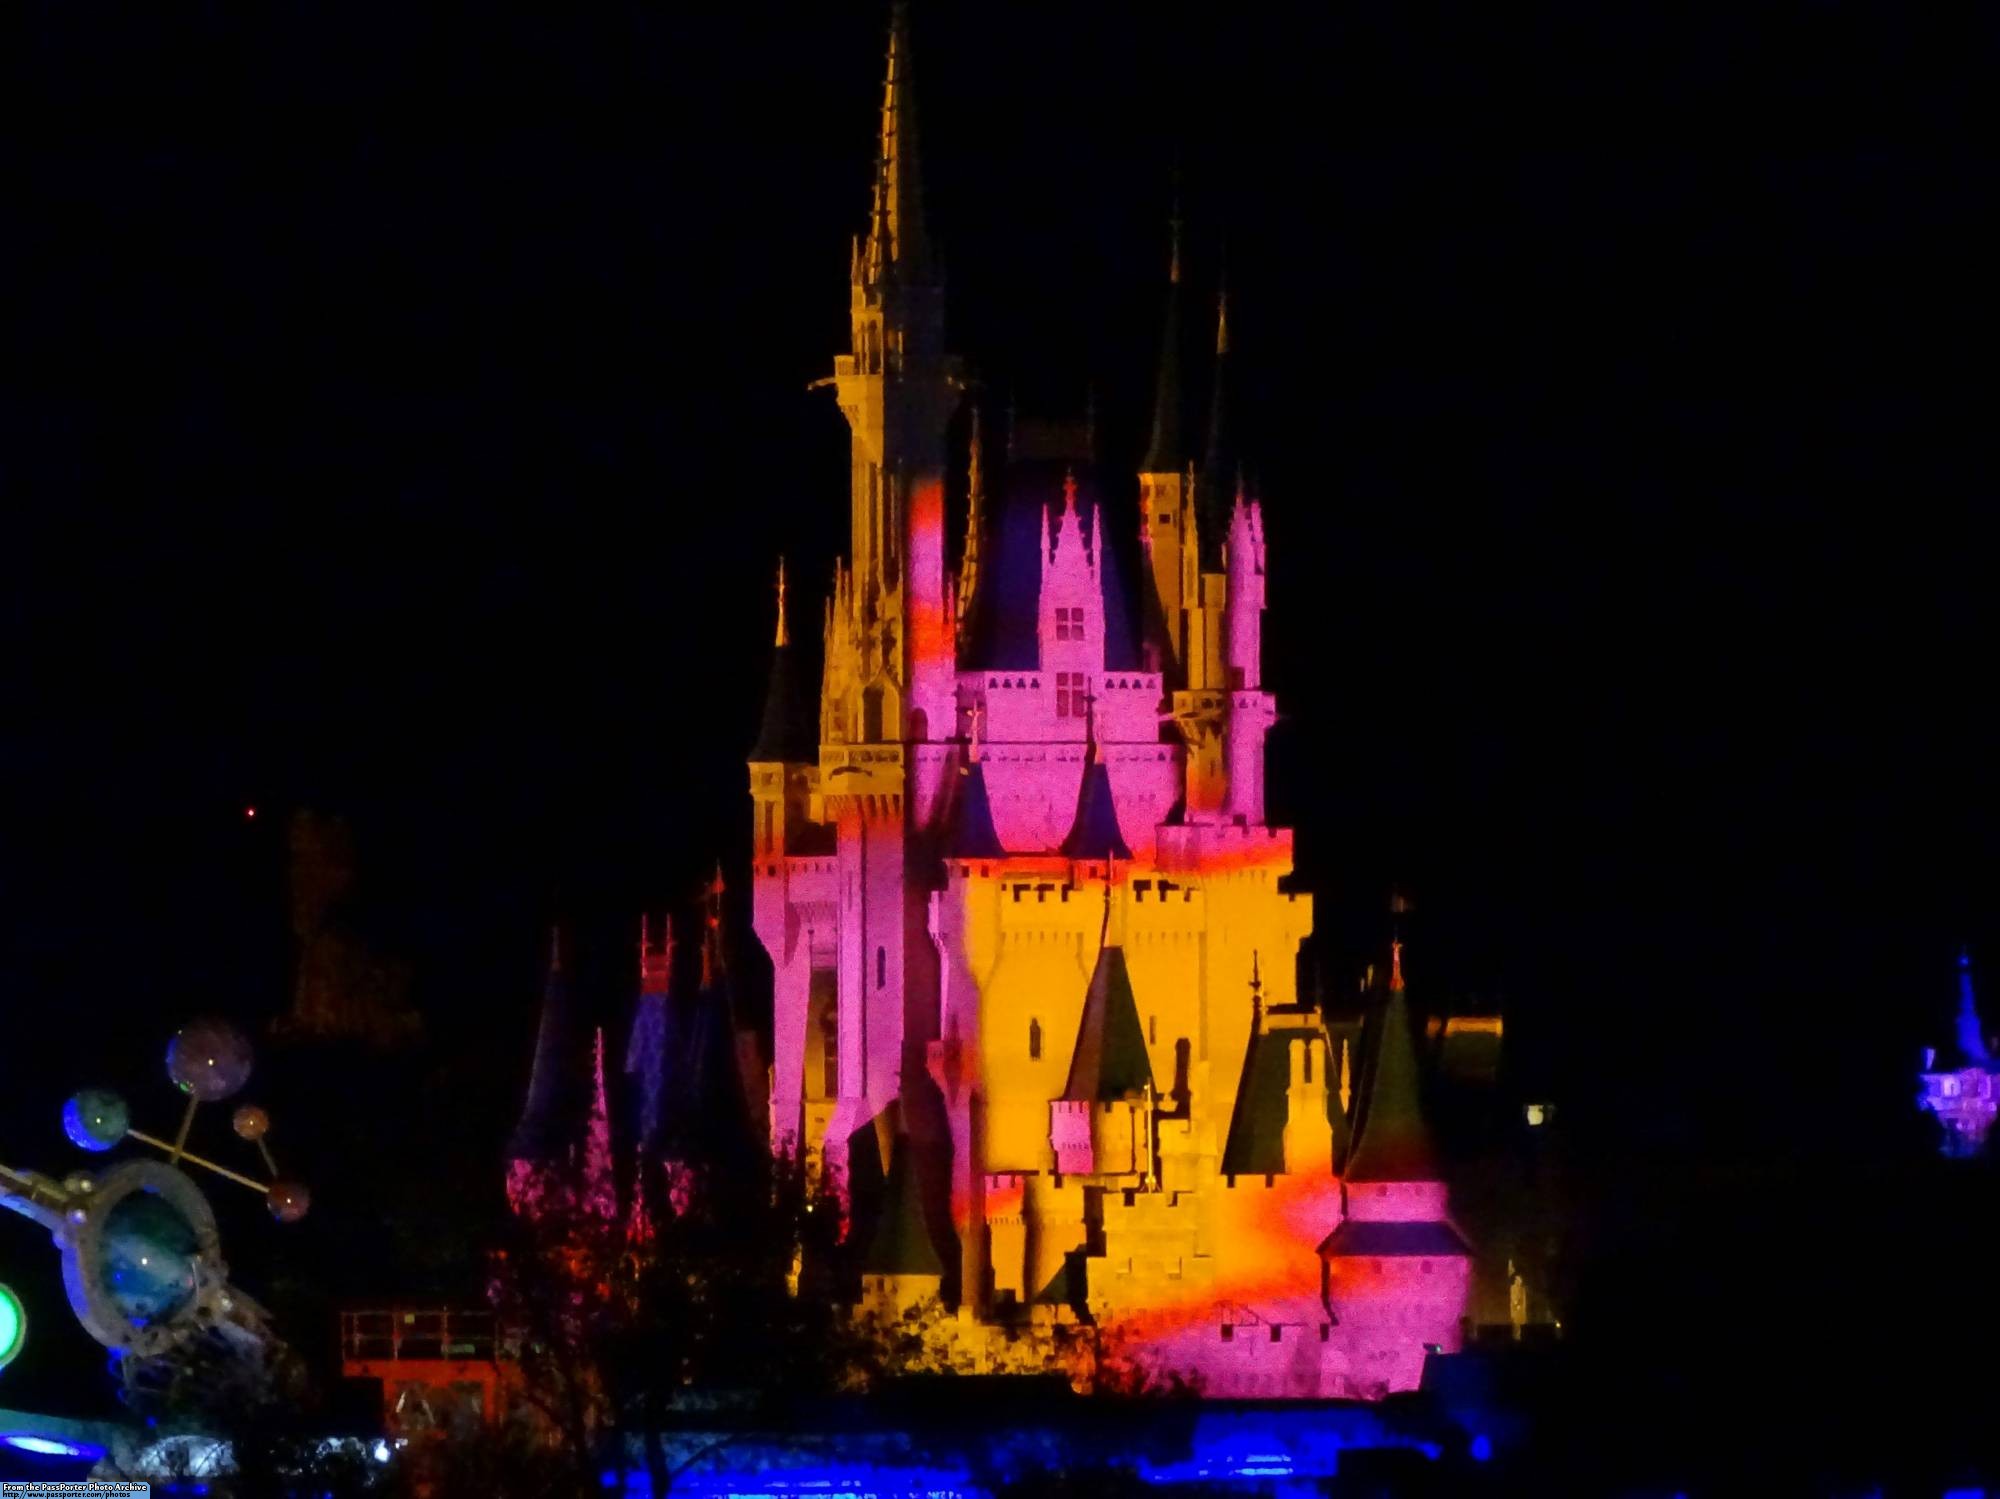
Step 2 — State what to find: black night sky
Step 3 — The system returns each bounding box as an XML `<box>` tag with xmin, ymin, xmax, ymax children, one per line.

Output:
<box><xmin>4</xmin><ymin>0</ymin><xmax>1997</xmax><ymax>1467</ymax></box>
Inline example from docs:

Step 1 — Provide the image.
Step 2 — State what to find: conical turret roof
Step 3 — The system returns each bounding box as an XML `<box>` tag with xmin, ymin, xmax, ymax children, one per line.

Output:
<box><xmin>1062</xmin><ymin>943</ymin><xmax>1154</xmax><ymax>1103</ymax></box>
<box><xmin>509</xmin><ymin>929</ymin><xmax>587</xmax><ymax>1163</ymax></box>
<box><xmin>1342</xmin><ymin>940</ymin><xmax>1440</xmax><ymax>1184</ymax></box>
<box><xmin>860</xmin><ymin>1135</ymin><xmax>944</xmax><ymax>1277</ymax></box>
<box><xmin>948</xmin><ymin>758</ymin><xmax>1007</xmax><ymax>860</ymax></box>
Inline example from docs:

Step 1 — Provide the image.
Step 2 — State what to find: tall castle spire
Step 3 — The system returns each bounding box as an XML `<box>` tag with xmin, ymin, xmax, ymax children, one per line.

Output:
<box><xmin>1142</xmin><ymin>198</ymin><xmax>1186</xmax><ymax>475</ymax></box>
<box><xmin>865</xmin><ymin>2</ymin><xmax>934</xmax><ymax>284</ymax></box>
<box><xmin>1198</xmin><ymin>282</ymin><xmax>1238</xmax><ymax>569</ymax></box>
<box><xmin>1956</xmin><ymin>947</ymin><xmax>1990</xmax><ymax>1066</ymax></box>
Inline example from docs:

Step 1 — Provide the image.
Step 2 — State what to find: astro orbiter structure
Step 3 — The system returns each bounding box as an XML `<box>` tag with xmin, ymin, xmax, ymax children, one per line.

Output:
<box><xmin>1</xmin><ymin>1017</ymin><xmax>303</xmax><ymax>1363</ymax></box>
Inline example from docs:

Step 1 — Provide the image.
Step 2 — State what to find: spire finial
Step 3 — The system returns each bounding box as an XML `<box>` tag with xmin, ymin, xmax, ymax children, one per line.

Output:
<box><xmin>1215</xmin><ymin>286</ymin><xmax>1230</xmax><ymax>356</ymax></box>
<box><xmin>1062</xmin><ymin>466</ymin><xmax>1079</xmax><ymax>515</ymax></box>
<box><xmin>774</xmin><ymin>557</ymin><xmax>789</xmax><ymax>647</ymax></box>
<box><xmin>1390</xmin><ymin>937</ymin><xmax>1403</xmax><ymax>992</ymax></box>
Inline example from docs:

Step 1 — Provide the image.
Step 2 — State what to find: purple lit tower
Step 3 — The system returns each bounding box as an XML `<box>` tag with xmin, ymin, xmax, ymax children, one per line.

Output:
<box><xmin>1918</xmin><ymin>949</ymin><xmax>1996</xmax><ymax>1158</ymax></box>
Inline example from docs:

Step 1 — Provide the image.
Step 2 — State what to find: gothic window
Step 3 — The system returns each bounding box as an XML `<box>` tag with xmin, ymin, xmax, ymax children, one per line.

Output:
<box><xmin>863</xmin><ymin>685</ymin><xmax>886</xmax><ymax>743</ymax></box>
<box><xmin>1303</xmin><ymin>1045</ymin><xmax>1313</xmax><ymax>1084</ymax></box>
<box><xmin>1054</xmin><ymin>606</ymin><xmax>1085</xmax><ymax>641</ymax></box>
<box><xmin>1029</xmin><ymin>1017</ymin><xmax>1043</xmax><ymax>1060</ymax></box>
<box><xmin>811</xmin><ymin>972</ymin><xmax>839</xmax><ymax>1098</ymax></box>
<box><xmin>876</xmin><ymin>946</ymin><xmax>887</xmax><ymax>989</ymax></box>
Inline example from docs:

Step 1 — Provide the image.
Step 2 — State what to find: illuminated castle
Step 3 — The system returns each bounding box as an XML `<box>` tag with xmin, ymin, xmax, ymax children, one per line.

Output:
<box><xmin>739</xmin><ymin>7</ymin><xmax>1471</xmax><ymax>1399</ymax></box>
<box><xmin>1918</xmin><ymin>949</ymin><xmax>1995</xmax><ymax>1158</ymax></box>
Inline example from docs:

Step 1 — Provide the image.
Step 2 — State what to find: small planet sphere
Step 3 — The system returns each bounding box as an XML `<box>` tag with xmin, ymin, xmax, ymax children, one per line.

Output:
<box><xmin>166</xmin><ymin>1017</ymin><xmax>253</xmax><ymax>1102</ymax></box>
<box><xmin>267</xmin><ymin>1181</ymin><xmax>310</xmax><ymax>1224</ymax></box>
<box><xmin>231</xmin><ymin>1106</ymin><xmax>270</xmax><ymax>1142</ymax></box>
<box><xmin>63</xmin><ymin>1090</ymin><xmax>130</xmax><ymax>1152</ymax></box>
<box><xmin>99</xmin><ymin>1191</ymin><xmax>200</xmax><ymax>1326</ymax></box>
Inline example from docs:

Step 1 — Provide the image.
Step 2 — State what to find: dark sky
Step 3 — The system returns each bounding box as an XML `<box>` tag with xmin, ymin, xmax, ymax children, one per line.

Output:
<box><xmin>4</xmin><ymin>0</ymin><xmax>1997</xmax><ymax>1449</ymax></box>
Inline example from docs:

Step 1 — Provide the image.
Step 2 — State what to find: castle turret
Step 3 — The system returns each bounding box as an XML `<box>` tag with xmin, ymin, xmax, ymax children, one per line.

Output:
<box><xmin>507</xmin><ymin>929</ymin><xmax>586</xmax><ymax>1214</ymax></box>
<box><xmin>1319</xmin><ymin>939</ymin><xmax>1471</xmax><ymax>1396</ymax></box>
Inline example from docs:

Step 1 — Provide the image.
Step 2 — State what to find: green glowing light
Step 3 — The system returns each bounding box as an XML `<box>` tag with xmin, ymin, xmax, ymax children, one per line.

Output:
<box><xmin>0</xmin><ymin>1282</ymin><xmax>25</xmax><ymax>1369</ymax></box>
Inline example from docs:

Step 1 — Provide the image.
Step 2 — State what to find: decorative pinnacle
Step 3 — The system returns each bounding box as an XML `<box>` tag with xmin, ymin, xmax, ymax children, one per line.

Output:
<box><xmin>774</xmin><ymin>557</ymin><xmax>789</xmax><ymax>648</ymax></box>
<box><xmin>1389</xmin><ymin>938</ymin><xmax>1404</xmax><ymax>992</ymax></box>
<box><xmin>1215</xmin><ymin>287</ymin><xmax>1230</xmax><ymax>356</ymax></box>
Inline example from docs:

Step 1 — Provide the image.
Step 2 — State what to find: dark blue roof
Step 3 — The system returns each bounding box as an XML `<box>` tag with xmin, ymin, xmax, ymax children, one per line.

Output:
<box><xmin>958</xmin><ymin>462</ymin><xmax>1147</xmax><ymax>672</ymax></box>
<box><xmin>1060</xmin><ymin>757</ymin><xmax>1131</xmax><ymax>862</ymax></box>
<box><xmin>948</xmin><ymin>759</ymin><xmax>1008</xmax><ymax>859</ymax></box>
<box><xmin>510</xmin><ymin>948</ymin><xmax>588</xmax><ymax>1163</ymax></box>
<box><xmin>1317</xmin><ymin>1220</ymin><xmax>1471</xmax><ymax>1258</ymax></box>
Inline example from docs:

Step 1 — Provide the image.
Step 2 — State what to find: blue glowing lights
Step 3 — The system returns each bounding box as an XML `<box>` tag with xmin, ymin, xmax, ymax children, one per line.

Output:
<box><xmin>62</xmin><ymin>1089</ymin><xmax>130</xmax><ymax>1152</ymax></box>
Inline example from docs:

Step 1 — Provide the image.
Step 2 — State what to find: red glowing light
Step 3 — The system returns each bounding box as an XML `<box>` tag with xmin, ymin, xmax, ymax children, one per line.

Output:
<box><xmin>244</xmin><ymin>806</ymin><xmax>257</xmax><ymax>820</ymax></box>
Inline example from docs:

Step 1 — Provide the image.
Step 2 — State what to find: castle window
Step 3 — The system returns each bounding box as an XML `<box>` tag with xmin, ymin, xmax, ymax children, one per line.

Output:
<box><xmin>1220</xmin><ymin>1323</ymin><xmax>1234</xmax><ymax>1342</ymax></box>
<box><xmin>1303</xmin><ymin>1045</ymin><xmax>1313</xmax><ymax>1083</ymax></box>
<box><xmin>1148</xmin><ymin>1015</ymin><xmax>1157</xmax><ymax>1044</ymax></box>
<box><xmin>876</xmin><ymin>946</ymin><xmax>887</xmax><ymax>989</ymax></box>
<box><xmin>1319</xmin><ymin>1324</ymin><xmax>1331</xmax><ymax>1342</ymax></box>
<box><xmin>1029</xmin><ymin>1018</ymin><xmax>1043</xmax><ymax>1060</ymax></box>
<box><xmin>1270</xmin><ymin>1325</ymin><xmax>1283</xmax><ymax>1344</ymax></box>
<box><xmin>1055</xmin><ymin>671</ymin><xmax>1085</xmax><ymax>717</ymax></box>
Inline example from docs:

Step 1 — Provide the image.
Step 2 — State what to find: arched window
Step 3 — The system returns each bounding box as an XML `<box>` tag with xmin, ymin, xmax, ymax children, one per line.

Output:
<box><xmin>862</xmin><ymin>685</ymin><xmax>885</xmax><ymax>743</ymax></box>
<box><xmin>1028</xmin><ymin>1017</ymin><xmax>1043</xmax><ymax>1060</ymax></box>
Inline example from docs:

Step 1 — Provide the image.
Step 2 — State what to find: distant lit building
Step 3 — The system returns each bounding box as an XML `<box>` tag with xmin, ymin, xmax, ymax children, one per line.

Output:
<box><xmin>1918</xmin><ymin>949</ymin><xmax>1995</xmax><ymax>1158</ymax></box>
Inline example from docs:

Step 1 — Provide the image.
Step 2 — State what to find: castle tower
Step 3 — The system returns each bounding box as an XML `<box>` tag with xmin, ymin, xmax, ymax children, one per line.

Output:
<box><xmin>1918</xmin><ymin>947</ymin><xmax>1998</xmax><ymax>1158</ymax></box>
<box><xmin>1318</xmin><ymin>939</ymin><xmax>1471</xmax><ymax>1396</ymax></box>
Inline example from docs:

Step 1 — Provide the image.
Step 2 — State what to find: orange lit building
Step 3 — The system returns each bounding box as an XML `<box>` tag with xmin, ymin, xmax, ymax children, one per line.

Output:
<box><xmin>736</xmin><ymin>6</ymin><xmax>1477</xmax><ymax>1398</ymax></box>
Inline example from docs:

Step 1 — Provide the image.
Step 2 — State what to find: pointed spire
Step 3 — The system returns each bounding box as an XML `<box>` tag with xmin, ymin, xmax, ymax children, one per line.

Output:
<box><xmin>957</xmin><ymin>404</ymin><xmax>986</xmax><ymax>642</ymax></box>
<box><xmin>509</xmin><ymin>924</ymin><xmax>586</xmax><ymax>1164</ymax></box>
<box><xmin>1343</xmin><ymin>937</ymin><xmax>1439</xmax><ymax>1184</ymax></box>
<box><xmin>581</xmin><ymin>1027</ymin><xmax>617</xmax><ymax>1219</ymax></box>
<box><xmin>1957</xmin><ymin>947</ymin><xmax>1990</xmax><ymax>1066</ymax></box>
<box><xmin>1061</xmin><ymin>748</ymin><xmax>1131</xmax><ymax>861</ymax></box>
<box><xmin>1062</xmin><ymin>944</ymin><xmax>1154</xmax><ymax>1103</ymax></box>
<box><xmin>1198</xmin><ymin>282</ymin><xmax>1237</xmax><ymax>569</ymax></box>
<box><xmin>860</xmin><ymin>1134</ymin><xmax>944</xmax><ymax>1277</ymax></box>
<box><xmin>753</xmin><ymin>566</ymin><xmax>816</xmax><ymax>761</ymax></box>
<box><xmin>864</xmin><ymin>2</ymin><xmax>934</xmax><ymax>283</ymax></box>
<box><xmin>948</xmin><ymin>755</ymin><xmax>1007</xmax><ymax>861</ymax></box>
<box><xmin>1142</xmin><ymin>198</ymin><xmax>1187</xmax><ymax>474</ymax></box>
<box><xmin>699</xmin><ymin>863</ymin><xmax>727</xmax><ymax>991</ymax></box>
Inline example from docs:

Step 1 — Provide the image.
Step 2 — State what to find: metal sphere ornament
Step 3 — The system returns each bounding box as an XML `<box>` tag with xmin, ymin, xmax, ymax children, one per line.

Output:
<box><xmin>231</xmin><ymin>1105</ymin><xmax>269</xmax><ymax>1142</ymax></box>
<box><xmin>266</xmin><ymin>1181</ymin><xmax>310</xmax><ymax>1224</ymax></box>
<box><xmin>62</xmin><ymin>1171</ymin><xmax>96</xmax><ymax>1196</ymax></box>
<box><xmin>165</xmin><ymin>1016</ymin><xmax>254</xmax><ymax>1102</ymax></box>
<box><xmin>63</xmin><ymin>1089</ymin><xmax>130</xmax><ymax>1152</ymax></box>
